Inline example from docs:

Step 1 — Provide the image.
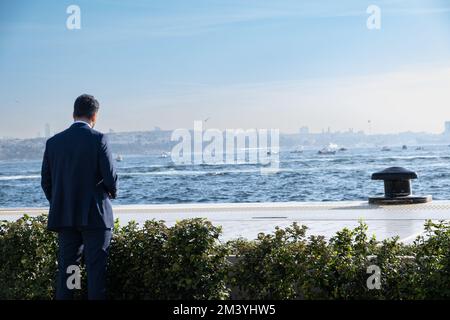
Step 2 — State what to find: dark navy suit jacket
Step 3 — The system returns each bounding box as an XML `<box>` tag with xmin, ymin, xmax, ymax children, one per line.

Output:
<box><xmin>41</xmin><ymin>122</ymin><xmax>118</xmax><ymax>231</ymax></box>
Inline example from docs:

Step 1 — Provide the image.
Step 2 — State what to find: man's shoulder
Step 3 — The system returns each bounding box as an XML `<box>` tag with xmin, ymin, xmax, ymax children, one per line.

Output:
<box><xmin>89</xmin><ymin>127</ymin><xmax>104</xmax><ymax>137</ymax></box>
<box><xmin>47</xmin><ymin>127</ymin><xmax>106</xmax><ymax>147</ymax></box>
<box><xmin>88</xmin><ymin>128</ymin><xmax>107</xmax><ymax>144</ymax></box>
<box><xmin>46</xmin><ymin>128</ymin><xmax>69</xmax><ymax>146</ymax></box>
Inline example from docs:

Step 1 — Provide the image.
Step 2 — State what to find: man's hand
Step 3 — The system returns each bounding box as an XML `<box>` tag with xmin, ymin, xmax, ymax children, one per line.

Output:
<box><xmin>107</xmin><ymin>192</ymin><xmax>116</xmax><ymax>199</ymax></box>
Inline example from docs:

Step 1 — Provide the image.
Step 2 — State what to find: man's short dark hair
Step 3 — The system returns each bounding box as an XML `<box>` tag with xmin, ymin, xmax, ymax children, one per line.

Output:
<box><xmin>74</xmin><ymin>94</ymin><xmax>99</xmax><ymax>118</ymax></box>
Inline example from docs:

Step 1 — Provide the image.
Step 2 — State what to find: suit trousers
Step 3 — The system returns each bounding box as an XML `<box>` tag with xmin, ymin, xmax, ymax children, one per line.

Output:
<box><xmin>56</xmin><ymin>228</ymin><xmax>112</xmax><ymax>300</ymax></box>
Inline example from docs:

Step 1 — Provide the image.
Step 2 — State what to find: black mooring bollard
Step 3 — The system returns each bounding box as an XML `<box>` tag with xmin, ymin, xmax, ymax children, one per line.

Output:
<box><xmin>369</xmin><ymin>167</ymin><xmax>432</xmax><ymax>205</ymax></box>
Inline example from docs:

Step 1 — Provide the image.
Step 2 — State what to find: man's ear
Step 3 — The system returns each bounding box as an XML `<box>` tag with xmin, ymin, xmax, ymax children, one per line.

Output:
<box><xmin>91</xmin><ymin>113</ymin><xmax>98</xmax><ymax>125</ymax></box>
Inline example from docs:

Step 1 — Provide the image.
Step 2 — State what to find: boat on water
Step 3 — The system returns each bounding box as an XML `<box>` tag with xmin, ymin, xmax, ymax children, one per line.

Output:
<box><xmin>318</xmin><ymin>149</ymin><xmax>336</xmax><ymax>155</ymax></box>
<box><xmin>115</xmin><ymin>155</ymin><xmax>123</xmax><ymax>162</ymax></box>
<box><xmin>402</xmin><ymin>145</ymin><xmax>408</xmax><ymax>150</ymax></box>
<box><xmin>381</xmin><ymin>146</ymin><xmax>391</xmax><ymax>152</ymax></box>
<box><xmin>416</xmin><ymin>146</ymin><xmax>425</xmax><ymax>151</ymax></box>
<box><xmin>318</xmin><ymin>143</ymin><xmax>338</xmax><ymax>155</ymax></box>
<box><xmin>290</xmin><ymin>146</ymin><xmax>304</xmax><ymax>154</ymax></box>
<box><xmin>159</xmin><ymin>152</ymin><xmax>170</xmax><ymax>158</ymax></box>
<box><xmin>338</xmin><ymin>147</ymin><xmax>347</xmax><ymax>152</ymax></box>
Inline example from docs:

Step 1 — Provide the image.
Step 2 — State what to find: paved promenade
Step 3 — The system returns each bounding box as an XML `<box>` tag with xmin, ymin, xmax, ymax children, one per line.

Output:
<box><xmin>2</xmin><ymin>201</ymin><xmax>450</xmax><ymax>243</ymax></box>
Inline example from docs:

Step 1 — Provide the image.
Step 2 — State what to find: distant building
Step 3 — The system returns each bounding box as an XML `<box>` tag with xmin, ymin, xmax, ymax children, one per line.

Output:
<box><xmin>299</xmin><ymin>126</ymin><xmax>309</xmax><ymax>134</ymax></box>
<box><xmin>45</xmin><ymin>124</ymin><xmax>51</xmax><ymax>138</ymax></box>
<box><xmin>445</xmin><ymin>122</ymin><xmax>450</xmax><ymax>135</ymax></box>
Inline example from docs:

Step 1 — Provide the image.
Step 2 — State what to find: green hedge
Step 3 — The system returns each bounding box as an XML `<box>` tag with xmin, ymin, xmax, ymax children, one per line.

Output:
<box><xmin>1</xmin><ymin>215</ymin><xmax>450</xmax><ymax>299</ymax></box>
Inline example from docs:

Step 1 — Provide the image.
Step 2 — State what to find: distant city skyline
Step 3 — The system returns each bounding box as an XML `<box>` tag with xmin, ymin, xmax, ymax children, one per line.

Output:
<box><xmin>1</xmin><ymin>0</ymin><xmax>450</xmax><ymax>138</ymax></box>
<box><xmin>4</xmin><ymin>117</ymin><xmax>450</xmax><ymax>140</ymax></box>
<box><xmin>10</xmin><ymin>119</ymin><xmax>450</xmax><ymax>141</ymax></box>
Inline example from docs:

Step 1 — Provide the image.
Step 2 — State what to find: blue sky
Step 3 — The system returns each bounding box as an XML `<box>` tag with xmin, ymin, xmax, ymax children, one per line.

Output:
<box><xmin>0</xmin><ymin>0</ymin><xmax>450</xmax><ymax>138</ymax></box>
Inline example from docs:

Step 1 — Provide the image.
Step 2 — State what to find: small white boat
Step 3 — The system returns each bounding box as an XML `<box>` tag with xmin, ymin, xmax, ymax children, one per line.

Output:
<box><xmin>290</xmin><ymin>146</ymin><xmax>304</xmax><ymax>154</ymax></box>
<box><xmin>159</xmin><ymin>152</ymin><xmax>169</xmax><ymax>158</ymax></box>
<box><xmin>318</xmin><ymin>149</ymin><xmax>336</xmax><ymax>155</ymax></box>
<box><xmin>115</xmin><ymin>155</ymin><xmax>123</xmax><ymax>162</ymax></box>
<box><xmin>318</xmin><ymin>143</ymin><xmax>338</xmax><ymax>155</ymax></box>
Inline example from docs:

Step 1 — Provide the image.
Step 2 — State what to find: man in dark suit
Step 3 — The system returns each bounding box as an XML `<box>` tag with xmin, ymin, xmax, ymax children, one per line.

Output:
<box><xmin>41</xmin><ymin>94</ymin><xmax>118</xmax><ymax>300</ymax></box>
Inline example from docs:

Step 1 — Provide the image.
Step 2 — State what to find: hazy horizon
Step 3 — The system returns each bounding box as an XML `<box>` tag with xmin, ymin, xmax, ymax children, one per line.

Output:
<box><xmin>2</xmin><ymin>119</ymin><xmax>449</xmax><ymax>140</ymax></box>
<box><xmin>1</xmin><ymin>0</ymin><xmax>450</xmax><ymax>138</ymax></box>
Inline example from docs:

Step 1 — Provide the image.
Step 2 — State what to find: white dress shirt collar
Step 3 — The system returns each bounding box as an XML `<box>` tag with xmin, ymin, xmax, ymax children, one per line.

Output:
<box><xmin>73</xmin><ymin>120</ymin><xmax>92</xmax><ymax>128</ymax></box>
